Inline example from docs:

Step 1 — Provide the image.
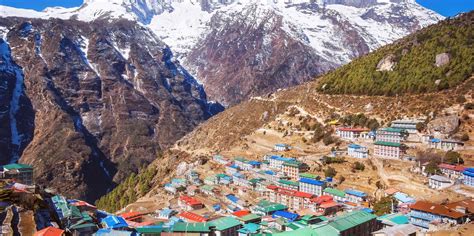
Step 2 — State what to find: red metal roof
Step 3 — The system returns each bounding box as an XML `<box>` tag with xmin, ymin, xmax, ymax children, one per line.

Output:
<box><xmin>319</xmin><ymin>201</ymin><xmax>339</xmax><ymax>209</ymax></box>
<box><xmin>178</xmin><ymin>211</ymin><xmax>207</xmax><ymax>222</ymax></box>
<box><xmin>232</xmin><ymin>210</ymin><xmax>251</xmax><ymax>217</ymax></box>
<box><xmin>120</xmin><ymin>211</ymin><xmax>147</xmax><ymax>221</ymax></box>
<box><xmin>34</xmin><ymin>226</ymin><xmax>64</xmax><ymax>236</ymax></box>
<box><xmin>311</xmin><ymin>195</ymin><xmax>333</xmax><ymax>204</ymax></box>
<box><xmin>179</xmin><ymin>195</ymin><xmax>203</xmax><ymax>206</ymax></box>
<box><xmin>337</xmin><ymin>127</ymin><xmax>369</xmax><ymax>132</ymax></box>
<box><xmin>410</xmin><ymin>201</ymin><xmax>466</xmax><ymax>219</ymax></box>
<box><xmin>268</xmin><ymin>185</ymin><xmax>314</xmax><ymax>198</ymax></box>
<box><xmin>438</xmin><ymin>163</ymin><xmax>466</xmax><ymax>172</ymax></box>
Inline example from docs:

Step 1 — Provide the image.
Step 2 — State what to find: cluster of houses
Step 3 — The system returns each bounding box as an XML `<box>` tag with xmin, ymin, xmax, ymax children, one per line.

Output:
<box><xmin>335</xmin><ymin>119</ymin><xmax>466</xmax><ymax>160</ymax></box>
<box><xmin>153</xmin><ymin>150</ymin><xmax>473</xmax><ymax>235</ymax></box>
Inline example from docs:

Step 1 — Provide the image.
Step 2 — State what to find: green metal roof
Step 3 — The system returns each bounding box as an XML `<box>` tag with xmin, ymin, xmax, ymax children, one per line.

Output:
<box><xmin>282</xmin><ymin>160</ymin><xmax>303</xmax><ymax>168</ymax></box>
<box><xmin>323</xmin><ymin>188</ymin><xmax>346</xmax><ymax>198</ymax></box>
<box><xmin>374</xmin><ymin>141</ymin><xmax>402</xmax><ymax>147</ymax></box>
<box><xmin>278</xmin><ymin>179</ymin><xmax>299</xmax><ymax>187</ymax></box>
<box><xmin>216</xmin><ymin>173</ymin><xmax>229</xmax><ymax>178</ymax></box>
<box><xmin>249</xmin><ymin>178</ymin><xmax>265</xmax><ymax>184</ymax></box>
<box><xmin>239</xmin><ymin>213</ymin><xmax>261</xmax><ymax>222</ymax></box>
<box><xmin>312</xmin><ymin>224</ymin><xmax>339</xmax><ymax>236</ymax></box>
<box><xmin>380</xmin><ymin>127</ymin><xmax>406</xmax><ymax>133</ymax></box>
<box><xmin>200</xmin><ymin>185</ymin><xmax>215</xmax><ymax>191</ymax></box>
<box><xmin>328</xmin><ymin>210</ymin><xmax>377</xmax><ymax>232</ymax></box>
<box><xmin>171</xmin><ymin>222</ymin><xmax>211</xmax><ymax>232</ymax></box>
<box><xmin>377</xmin><ymin>213</ymin><xmax>409</xmax><ymax>225</ymax></box>
<box><xmin>256</xmin><ymin>200</ymin><xmax>288</xmax><ymax>213</ymax></box>
<box><xmin>299</xmin><ymin>173</ymin><xmax>319</xmax><ymax>179</ymax></box>
<box><xmin>210</xmin><ymin>216</ymin><xmax>241</xmax><ymax>231</ymax></box>
<box><xmin>273</xmin><ymin>227</ymin><xmax>320</xmax><ymax>236</ymax></box>
<box><xmin>135</xmin><ymin>225</ymin><xmax>164</xmax><ymax>233</ymax></box>
<box><xmin>235</xmin><ymin>157</ymin><xmax>249</xmax><ymax>163</ymax></box>
<box><xmin>2</xmin><ymin>163</ymin><xmax>33</xmax><ymax>170</ymax></box>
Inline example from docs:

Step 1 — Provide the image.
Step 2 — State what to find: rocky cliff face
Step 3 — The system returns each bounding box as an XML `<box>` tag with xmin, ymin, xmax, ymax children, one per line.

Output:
<box><xmin>0</xmin><ymin>17</ymin><xmax>223</xmax><ymax>201</ymax></box>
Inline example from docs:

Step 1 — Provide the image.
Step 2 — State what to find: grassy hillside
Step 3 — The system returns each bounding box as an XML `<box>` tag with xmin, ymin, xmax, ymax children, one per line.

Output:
<box><xmin>317</xmin><ymin>12</ymin><xmax>474</xmax><ymax>96</ymax></box>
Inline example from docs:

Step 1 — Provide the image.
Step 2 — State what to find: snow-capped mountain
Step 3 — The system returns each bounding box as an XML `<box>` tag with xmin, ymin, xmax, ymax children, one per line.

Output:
<box><xmin>1</xmin><ymin>0</ymin><xmax>443</xmax><ymax>104</ymax></box>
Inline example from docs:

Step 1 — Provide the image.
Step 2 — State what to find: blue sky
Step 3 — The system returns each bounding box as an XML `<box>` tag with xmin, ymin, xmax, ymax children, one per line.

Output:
<box><xmin>0</xmin><ymin>0</ymin><xmax>473</xmax><ymax>16</ymax></box>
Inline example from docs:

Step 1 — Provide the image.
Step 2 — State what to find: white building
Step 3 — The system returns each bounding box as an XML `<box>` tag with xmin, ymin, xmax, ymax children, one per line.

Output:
<box><xmin>336</xmin><ymin>127</ymin><xmax>369</xmax><ymax>141</ymax></box>
<box><xmin>376</xmin><ymin>127</ymin><xmax>407</xmax><ymax>143</ymax></box>
<box><xmin>347</xmin><ymin>144</ymin><xmax>369</xmax><ymax>158</ymax></box>
<box><xmin>428</xmin><ymin>175</ymin><xmax>453</xmax><ymax>189</ymax></box>
<box><xmin>390</xmin><ymin>119</ymin><xmax>423</xmax><ymax>133</ymax></box>
<box><xmin>266</xmin><ymin>155</ymin><xmax>294</xmax><ymax>170</ymax></box>
<box><xmin>274</xmin><ymin>144</ymin><xmax>291</xmax><ymax>151</ymax></box>
<box><xmin>429</xmin><ymin>139</ymin><xmax>464</xmax><ymax>151</ymax></box>
<box><xmin>299</xmin><ymin>178</ymin><xmax>325</xmax><ymax>196</ymax></box>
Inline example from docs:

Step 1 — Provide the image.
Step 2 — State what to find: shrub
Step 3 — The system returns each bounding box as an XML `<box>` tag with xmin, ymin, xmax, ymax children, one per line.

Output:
<box><xmin>353</xmin><ymin>162</ymin><xmax>365</xmax><ymax>171</ymax></box>
<box><xmin>324</xmin><ymin>167</ymin><xmax>337</xmax><ymax>178</ymax></box>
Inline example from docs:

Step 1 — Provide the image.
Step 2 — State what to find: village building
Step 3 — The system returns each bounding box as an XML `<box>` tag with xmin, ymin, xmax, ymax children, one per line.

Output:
<box><xmin>409</xmin><ymin>201</ymin><xmax>468</xmax><ymax>229</ymax></box>
<box><xmin>299</xmin><ymin>173</ymin><xmax>319</xmax><ymax>180</ymax></box>
<box><xmin>323</xmin><ymin>188</ymin><xmax>346</xmax><ymax>202</ymax></box>
<box><xmin>213</xmin><ymin>155</ymin><xmax>230</xmax><ymax>165</ymax></box>
<box><xmin>336</xmin><ymin>127</ymin><xmax>369</xmax><ymax>141</ymax></box>
<box><xmin>235</xmin><ymin>157</ymin><xmax>253</xmax><ymax>171</ymax></box>
<box><xmin>164</xmin><ymin>183</ymin><xmax>176</xmax><ymax>194</ymax></box>
<box><xmin>383</xmin><ymin>188</ymin><xmax>399</xmax><ymax>197</ymax></box>
<box><xmin>186</xmin><ymin>185</ymin><xmax>198</xmax><ymax>196</ymax></box>
<box><xmin>372</xmin><ymin>224</ymin><xmax>419</xmax><ymax>236</ymax></box>
<box><xmin>1</xmin><ymin>163</ymin><xmax>34</xmax><ymax>185</ymax></box>
<box><xmin>428</xmin><ymin>175</ymin><xmax>453</xmax><ymax>189</ymax></box>
<box><xmin>178</xmin><ymin>195</ymin><xmax>205</xmax><ymax>211</ymax></box>
<box><xmin>282</xmin><ymin>160</ymin><xmax>309</xmax><ymax>179</ymax></box>
<box><xmin>157</xmin><ymin>209</ymin><xmax>177</xmax><ymax>220</ymax></box>
<box><xmin>204</xmin><ymin>175</ymin><xmax>218</xmax><ymax>185</ymax></box>
<box><xmin>311</xmin><ymin>210</ymin><xmax>381</xmax><ymax>236</ymax></box>
<box><xmin>374</xmin><ymin>141</ymin><xmax>406</xmax><ymax>159</ymax></box>
<box><xmin>376</xmin><ymin>128</ymin><xmax>407</xmax><ymax>143</ymax></box>
<box><xmin>393</xmin><ymin>192</ymin><xmax>416</xmax><ymax>206</ymax></box>
<box><xmin>171</xmin><ymin>178</ymin><xmax>186</xmax><ymax>188</ymax></box>
<box><xmin>272</xmin><ymin>211</ymin><xmax>299</xmax><ymax>222</ymax></box>
<box><xmin>316</xmin><ymin>201</ymin><xmax>340</xmax><ymax>216</ymax></box>
<box><xmin>299</xmin><ymin>178</ymin><xmax>325</xmax><ymax>196</ymax></box>
<box><xmin>200</xmin><ymin>185</ymin><xmax>216</xmax><ymax>197</ymax></box>
<box><xmin>261</xmin><ymin>160</ymin><xmax>270</xmax><ymax>170</ymax></box>
<box><xmin>177</xmin><ymin>211</ymin><xmax>208</xmax><ymax>223</ymax></box>
<box><xmin>377</xmin><ymin>213</ymin><xmax>410</xmax><ymax>227</ymax></box>
<box><xmin>266</xmin><ymin>155</ymin><xmax>295</xmax><ymax>170</ymax></box>
<box><xmin>274</xmin><ymin>144</ymin><xmax>291</xmax><ymax>152</ymax></box>
<box><xmin>233</xmin><ymin>173</ymin><xmax>251</xmax><ymax>188</ymax></box>
<box><xmin>264</xmin><ymin>185</ymin><xmax>314</xmax><ymax>211</ymax></box>
<box><xmin>390</xmin><ymin>119</ymin><xmax>423</xmax><ymax>133</ymax></box>
<box><xmin>225</xmin><ymin>163</ymin><xmax>240</xmax><ymax>175</ymax></box>
<box><xmin>101</xmin><ymin>216</ymin><xmax>128</xmax><ymax>230</ymax></box>
<box><xmin>216</xmin><ymin>173</ymin><xmax>233</xmax><ymax>185</ymax></box>
<box><xmin>429</xmin><ymin>139</ymin><xmax>464</xmax><ymax>151</ymax></box>
<box><xmin>344</xmin><ymin>189</ymin><xmax>367</xmax><ymax>205</ymax></box>
<box><xmin>463</xmin><ymin>168</ymin><xmax>474</xmax><ymax>187</ymax></box>
<box><xmin>256</xmin><ymin>170</ymin><xmax>280</xmax><ymax>183</ymax></box>
<box><xmin>438</xmin><ymin>163</ymin><xmax>466</xmax><ymax>179</ymax></box>
<box><xmin>277</xmin><ymin>179</ymin><xmax>299</xmax><ymax>191</ymax></box>
<box><xmin>252</xmin><ymin>200</ymin><xmax>288</xmax><ymax>216</ymax></box>
<box><xmin>347</xmin><ymin>144</ymin><xmax>369</xmax><ymax>159</ymax></box>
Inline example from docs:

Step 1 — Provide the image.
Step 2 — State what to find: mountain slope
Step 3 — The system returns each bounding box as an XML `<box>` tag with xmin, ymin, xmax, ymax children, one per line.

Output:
<box><xmin>1</xmin><ymin>0</ymin><xmax>443</xmax><ymax>105</ymax></box>
<box><xmin>318</xmin><ymin>12</ymin><xmax>474</xmax><ymax>95</ymax></box>
<box><xmin>97</xmin><ymin>11</ymin><xmax>474</xmax><ymax>212</ymax></box>
<box><xmin>0</xmin><ymin>17</ymin><xmax>222</xmax><ymax>202</ymax></box>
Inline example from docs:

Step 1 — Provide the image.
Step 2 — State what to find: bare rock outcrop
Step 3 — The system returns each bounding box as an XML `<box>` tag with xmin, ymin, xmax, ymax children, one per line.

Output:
<box><xmin>435</xmin><ymin>52</ymin><xmax>450</xmax><ymax>67</ymax></box>
<box><xmin>376</xmin><ymin>54</ymin><xmax>397</xmax><ymax>71</ymax></box>
<box><xmin>428</xmin><ymin>115</ymin><xmax>460</xmax><ymax>134</ymax></box>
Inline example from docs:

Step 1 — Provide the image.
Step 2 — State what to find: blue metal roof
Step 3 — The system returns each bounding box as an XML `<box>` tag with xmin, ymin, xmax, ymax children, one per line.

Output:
<box><xmin>101</xmin><ymin>215</ymin><xmax>128</xmax><ymax>229</ymax></box>
<box><xmin>430</xmin><ymin>138</ymin><xmax>441</xmax><ymax>143</ymax></box>
<box><xmin>226</xmin><ymin>194</ymin><xmax>239</xmax><ymax>203</ymax></box>
<box><xmin>361</xmin><ymin>208</ymin><xmax>374</xmax><ymax>213</ymax></box>
<box><xmin>463</xmin><ymin>168</ymin><xmax>474</xmax><ymax>177</ymax></box>
<box><xmin>264</xmin><ymin>170</ymin><xmax>276</xmax><ymax>175</ymax></box>
<box><xmin>299</xmin><ymin>178</ymin><xmax>325</xmax><ymax>186</ymax></box>
<box><xmin>248</xmin><ymin>161</ymin><xmax>261</xmax><ymax>165</ymax></box>
<box><xmin>348</xmin><ymin>144</ymin><xmax>362</xmax><ymax>149</ymax></box>
<box><xmin>269</xmin><ymin>155</ymin><xmax>294</xmax><ymax>162</ymax></box>
<box><xmin>344</xmin><ymin>189</ymin><xmax>367</xmax><ymax>197</ymax></box>
<box><xmin>393</xmin><ymin>192</ymin><xmax>416</xmax><ymax>203</ymax></box>
<box><xmin>272</xmin><ymin>211</ymin><xmax>299</xmax><ymax>221</ymax></box>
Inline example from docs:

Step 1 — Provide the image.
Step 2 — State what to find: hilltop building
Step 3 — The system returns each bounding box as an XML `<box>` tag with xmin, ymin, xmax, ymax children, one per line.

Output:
<box><xmin>1</xmin><ymin>163</ymin><xmax>34</xmax><ymax>185</ymax></box>
<box><xmin>336</xmin><ymin>128</ymin><xmax>369</xmax><ymax>141</ymax></box>
<box><xmin>282</xmin><ymin>160</ymin><xmax>309</xmax><ymax>179</ymax></box>
<box><xmin>374</xmin><ymin>141</ymin><xmax>406</xmax><ymax>159</ymax></box>
<box><xmin>409</xmin><ymin>201</ymin><xmax>468</xmax><ymax>229</ymax></box>
<box><xmin>347</xmin><ymin>144</ymin><xmax>369</xmax><ymax>158</ymax></box>
<box><xmin>376</xmin><ymin>128</ymin><xmax>407</xmax><ymax>143</ymax></box>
